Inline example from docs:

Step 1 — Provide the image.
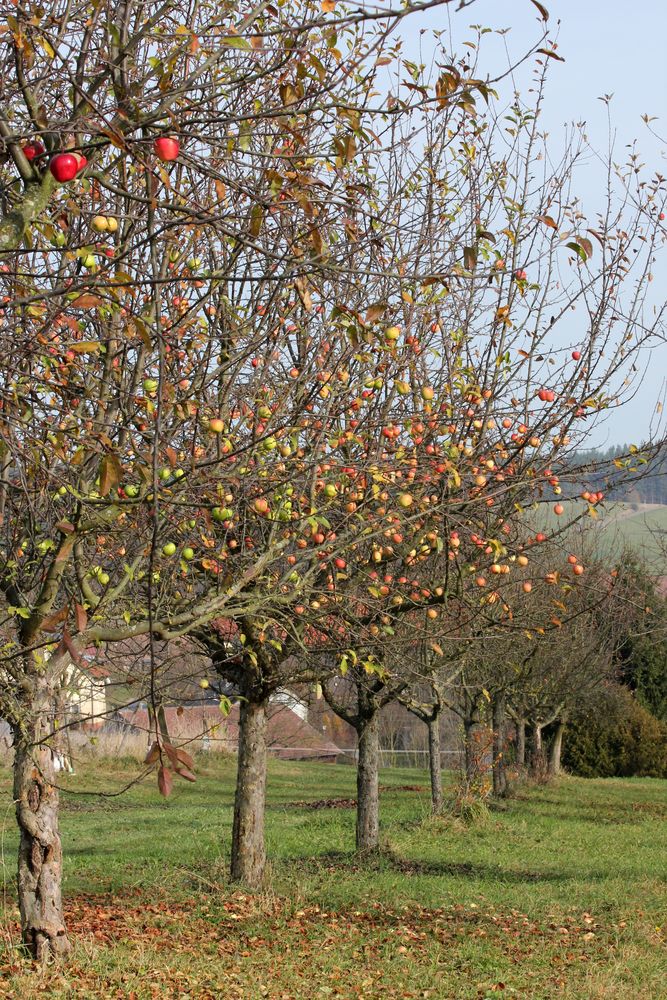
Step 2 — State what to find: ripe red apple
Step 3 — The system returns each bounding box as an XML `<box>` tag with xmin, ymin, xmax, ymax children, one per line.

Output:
<box><xmin>23</xmin><ymin>142</ymin><xmax>45</xmax><ymax>162</ymax></box>
<box><xmin>154</xmin><ymin>136</ymin><xmax>180</xmax><ymax>161</ymax></box>
<box><xmin>49</xmin><ymin>154</ymin><xmax>79</xmax><ymax>182</ymax></box>
<box><xmin>572</xmin><ymin>350</ymin><xmax>581</xmax><ymax>361</ymax></box>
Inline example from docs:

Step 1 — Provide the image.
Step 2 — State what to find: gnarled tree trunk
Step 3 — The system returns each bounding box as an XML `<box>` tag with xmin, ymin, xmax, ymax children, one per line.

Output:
<box><xmin>548</xmin><ymin>720</ymin><xmax>565</xmax><ymax>777</ymax></box>
<box><xmin>230</xmin><ymin>694</ymin><xmax>268</xmax><ymax>887</ymax></box>
<box><xmin>356</xmin><ymin>710</ymin><xmax>380</xmax><ymax>851</ymax></box>
<box><xmin>427</xmin><ymin>716</ymin><xmax>443</xmax><ymax>814</ymax></box>
<box><xmin>12</xmin><ymin>678</ymin><xmax>70</xmax><ymax>961</ymax></box>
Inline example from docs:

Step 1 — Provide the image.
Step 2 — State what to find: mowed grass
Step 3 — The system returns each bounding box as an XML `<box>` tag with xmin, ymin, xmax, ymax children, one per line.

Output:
<box><xmin>0</xmin><ymin>757</ymin><xmax>665</xmax><ymax>999</ymax></box>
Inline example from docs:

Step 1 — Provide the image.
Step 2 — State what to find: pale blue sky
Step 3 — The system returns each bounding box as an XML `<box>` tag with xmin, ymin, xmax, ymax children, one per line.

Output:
<box><xmin>399</xmin><ymin>0</ymin><xmax>667</xmax><ymax>448</ymax></box>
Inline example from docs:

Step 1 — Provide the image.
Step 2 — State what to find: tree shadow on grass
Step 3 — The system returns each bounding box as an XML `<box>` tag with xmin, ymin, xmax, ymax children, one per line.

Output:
<box><xmin>288</xmin><ymin>848</ymin><xmax>580</xmax><ymax>885</ymax></box>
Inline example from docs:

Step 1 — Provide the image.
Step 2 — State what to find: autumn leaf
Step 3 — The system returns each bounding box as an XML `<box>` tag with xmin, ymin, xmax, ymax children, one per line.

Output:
<box><xmin>99</xmin><ymin>453</ymin><xmax>123</xmax><ymax>497</ymax></box>
<box><xmin>74</xmin><ymin>602</ymin><xmax>88</xmax><ymax>633</ymax></box>
<box><xmin>158</xmin><ymin>764</ymin><xmax>173</xmax><ymax>797</ymax></box>
<box><xmin>537</xmin><ymin>214</ymin><xmax>558</xmax><ymax>230</ymax></box>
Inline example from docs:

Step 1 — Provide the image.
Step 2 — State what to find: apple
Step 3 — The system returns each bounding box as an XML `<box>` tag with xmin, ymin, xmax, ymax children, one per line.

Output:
<box><xmin>254</xmin><ymin>498</ymin><xmax>269</xmax><ymax>514</ymax></box>
<box><xmin>98</xmin><ymin>572</ymin><xmax>110</xmax><ymax>586</ymax></box>
<box><xmin>143</xmin><ymin>378</ymin><xmax>158</xmax><ymax>393</ymax></box>
<box><xmin>92</xmin><ymin>216</ymin><xmax>109</xmax><ymax>232</ymax></box>
<box><xmin>49</xmin><ymin>153</ymin><xmax>79</xmax><ymax>182</ymax></box>
<box><xmin>398</xmin><ymin>493</ymin><xmax>413</xmax><ymax>508</ymax></box>
<box><xmin>212</xmin><ymin>506</ymin><xmax>232</xmax><ymax>521</ymax></box>
<box><xmin>199</xmin><ymin>678</ymin><xmax>209</xmax><ymax>689</ymax></box>
<box><xmin>573</xmin><ymin>564</ymin><xmax>584</xmax><ymax>576</ymax></box>
<box><xmin>572</xmin><ymin>350</ymin><xmax>581</xmax><ymax>361</ymax></box>
<box><xmin>208</xmin><ymin>418</ymin><xmax>225</xmax><ymax>433</ymax></box>
<box><xmin>522</xmin><ymin>581</ymin><xmax>532</xmax><ymax>593</ymax></box>
<box><xmin>154</xmin><ymin>136</ymin><xmax>180</xmax><ymax>161</ymax></box>
<box><xmin>162</xmin><ymin>542</ymin><xmax>177</xmax><ymax>556</ymax></box>
<box><xmin>324</xmin><ymin>484</ymin><xmax>338</xmax><ymax>498</ymax></box>
<box><xmin>421</xmin><ymin>386</ymin><xmax>434</xmax><ymax>401</ymax></box>
<box><xmin>23</xmin><ymin>142</ymin><xmax>45</xmax><ymax>162</ymax></box>
<box><xmin>106</xmin><ymin>217</ymin><xmax>119</xmax><ymax>232</ymax></box>
<box><xmin>385</xmin><ymin>326</ymin><xmax>400</xmax><ymax>343</ymax></box>
<box><xmin>82</xmin><ymin>254</ymin><xmax>96</xmax><ymax>269</ymax></box>
<box><xmin>554</xmin><ymin>503</ymin><xmax>564</xmax><ymax>515</ymax></box>
<box><xmin>124</xmin><ymin>484</ymin><xmax>139</xmax><ymax>498</ymax></box>
<box><xmin>52</xmin><ymin>232</ymin><xmax>67</xmax><ymax>247</ymax></box>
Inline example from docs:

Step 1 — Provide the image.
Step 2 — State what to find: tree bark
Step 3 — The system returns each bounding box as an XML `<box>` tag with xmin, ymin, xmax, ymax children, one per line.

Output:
<box><xmin>515</xmin><ymin>718</ymin><xmax>526</xmax><ymax>769</ymax></box>
<box><xmin>427</xmin><ymin>716</ymin><xmax>443</xmax><ymax>814</ymax></box>
<box><xmin>12</xmin><ymin>679</ymin><xmax>70</xmax><ymax>961</ymax></box>
<box><xmin>548</xmin><ymin>720</ymin><xmax>565</xmax><ymax>777</ymax></box>
<box><xmin>527</xmin><ymin>722</ymin><xmax>545</xmax><ymax>779</ymax></box>
<box><xmin>492</xmin><ymin>692</ymin><xmax>507</xmax><ymax>797</ymax></box>
<box><xmin>0</xmin><ymin>174</ymin><xmax>57</xmax><ymax>251</ymax></box>
<box><xmin>230</xmin><ymin>695</ymin><xmax>268</xmax><ymax>887</ymax></box>
<box><xmin>356</xmin><ymin>710</ymin><xmax>380</xmax><ymax>851</ymax></box>
<box><xmin>463</xmin><ymin>715</ymin><xmax>478</xmax><ymax>787</ymax></box>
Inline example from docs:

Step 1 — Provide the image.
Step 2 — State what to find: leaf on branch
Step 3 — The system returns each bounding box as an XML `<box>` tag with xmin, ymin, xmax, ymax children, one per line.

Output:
<box><xmin>295</xmin><ymin>276</ymin><xmax>313</xmax><ymax>311</ymax></box>
<box><xmin>158</xmin><ymin>764</ymin><xmax>173</xmax><ymax>797</ymax></box>
<box><xmin>40</xmin><ymin>607</ymin><xmax>68</xmax><ymax>633</ymax></box>
<box><xmin>463</xmin><ymin>246</ymin><xmax>477</xmax><ymax>270</ymax></box>
<box><xmin>74</xmin><ymin>602</ymin><xmax>88</xmax><ymax>633</ymax></box>
<box><xmin>70</xmin><ymin>294</ymin><xmax>104</xmax><ymax>309</ymax></box>
<box><xmin>537</xmin><ymin>214</ymin><xmax>558</xmax><ymax>230</ymax></box>
<box><xmin>69</xmin><ymin>341</ymin><xmax>101</xmax><ymax>353</ymax></box>
<box><xmin>566</xmin><ymin>241</ymin><xmax>590</xmax><ymax>262</ymax></box>
<box><xmin>530</xmin><ymin>0</ymin><xmax>550</xmax><ymax>20</ymax></box>
<box><xmin>536</xmin><ymin>47</ymin><xmax>564</xmax><ymax>62</ymax></box>
<box><xmin>144</xmin><ymin>741</ymin><xmax>161</xmax><ymax>764</ymax></box>
<box><xmin>221</xmin><ymin>36</ymin><xmax>252</xmax><ymax>50</ymax></box>
<box><xmin>364</xmin><ymin>302</ymin><xmax>387</xmax><ymax>325</ymax></box>
<box><xmin>99</xmin><ymin>452</ymin><xmax>123</xmax><ymax>496</ymax></box>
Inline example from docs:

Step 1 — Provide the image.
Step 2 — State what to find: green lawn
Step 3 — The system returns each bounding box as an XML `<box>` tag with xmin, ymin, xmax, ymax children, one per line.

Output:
<box><xmin>0</xmin><ymin>757</ymin><xmax>665</xmax><ymax>998</ymax></box>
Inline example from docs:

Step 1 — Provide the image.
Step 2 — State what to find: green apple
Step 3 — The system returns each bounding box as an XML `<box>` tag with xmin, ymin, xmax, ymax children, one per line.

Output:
<box><xmin>143</xmin><ymin>378</ymin><xmax>158</xmax><ymax>393</ymax></box>
<box><xmin>182</xmin><ymin>547</ymin><xmax>195</xmax><ymax>560</ymax></box>
<box><xmin>162</xmin><ymin>542</ymin><xmax>177</xmax><ymax>556</ymax></box>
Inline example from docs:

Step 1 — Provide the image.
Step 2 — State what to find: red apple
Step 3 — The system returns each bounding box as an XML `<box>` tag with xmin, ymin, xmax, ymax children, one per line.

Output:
<box><xmin>22</xmin><ymin>142</ymin><xmax>45</xmax><ymax>162</ymax></box>
<box><xmin>572</xmin><ymin>350</ymin><xmax>581</xmax><ymax>361</ymax></box>
<box><xmin>154</xmin><ymin>136</ymin><xmax>180</xmax><ymax>161</ymax></box>
<box><xmin>49</xmin><ymin>154</ymin><xmax>79</xmax><ymax>182</ymax></box>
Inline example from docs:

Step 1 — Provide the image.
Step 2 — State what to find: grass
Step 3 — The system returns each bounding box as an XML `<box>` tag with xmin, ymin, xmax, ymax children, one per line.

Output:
<box><xmin>0</xmin><ymin>757</ymin><xmax>665</xmax><ymax>998</ymax></box>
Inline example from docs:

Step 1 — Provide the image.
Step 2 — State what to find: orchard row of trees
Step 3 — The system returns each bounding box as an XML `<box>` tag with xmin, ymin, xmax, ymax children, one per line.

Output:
<box><xmin>1</xmin><ymin>0</ymin><xmax>666</xmax><ymax>962</ymax></box>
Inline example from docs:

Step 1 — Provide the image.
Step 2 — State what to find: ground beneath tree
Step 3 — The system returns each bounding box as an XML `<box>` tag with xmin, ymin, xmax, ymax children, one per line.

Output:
<box><xmin>0</xmin><ymin>890</ymin><xmax>614</xmax><ymax>999</ymax></box>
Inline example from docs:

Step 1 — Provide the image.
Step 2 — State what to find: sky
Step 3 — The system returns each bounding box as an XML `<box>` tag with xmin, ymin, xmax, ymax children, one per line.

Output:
<box><xmin>398</xmin><ymin>0</ymin><xmax>667</xmax><ymax>449</ymax></box>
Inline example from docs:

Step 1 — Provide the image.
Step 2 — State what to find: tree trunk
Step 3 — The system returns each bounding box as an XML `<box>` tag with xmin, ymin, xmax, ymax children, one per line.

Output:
<box><xmin>463</xmin><ymin>716</ymin><xmax>478</xmax><ymax>787</ymax></box>
<box><xmin>527</xmin><ymin>723</ymin><xmax>545</xmax><ymax>779</ymax></box>
<box><xmin>427</xmin><ymin>716</ymin><xmax>443</xmax><ymax>814</ymax></box>
<box><xmin>492</xmin><ymin>693</ymin><xmax>507</xmax><ymax>797</ymax></box>
<box><xmin>230</xmin><ymin>695</ymin><xmax>268</xmax><ymax>887</ymax></box>
<box><xmin>356</xmin><ymin>711</ymin><xmax>380</xmax><ymax>851</ymax></box>
<box><xmin>516</xmin><ymin>718</ymin><xmax>526</xmax><ymax>769</ymax></box>
<box><xmin>12</xmin><ymin>680</ymin><xmax>70</xmax><ymax>961</ymax></box>
<box><xmin>548</xmin><ymin>720</ymin><xmax>565</xmax><ymax>777</ymax></box>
